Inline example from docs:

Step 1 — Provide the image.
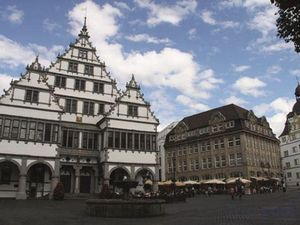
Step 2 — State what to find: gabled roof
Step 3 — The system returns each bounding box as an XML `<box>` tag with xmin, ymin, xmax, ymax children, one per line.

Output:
<box><xmin>181</xmin><ymin>104</ymin><xmax>249</xmax><ymax>130</ymax></box>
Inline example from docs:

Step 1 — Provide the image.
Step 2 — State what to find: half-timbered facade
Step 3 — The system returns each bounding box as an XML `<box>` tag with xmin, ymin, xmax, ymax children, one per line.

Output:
<box><xmin>0</xmin><ymin>19</ymin><xmax>159</xmax><ymax>199</ymax></box>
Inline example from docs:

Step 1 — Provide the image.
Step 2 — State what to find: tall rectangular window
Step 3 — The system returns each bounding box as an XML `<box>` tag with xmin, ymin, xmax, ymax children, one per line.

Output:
<box><xmin>74</xmin><ymin>79</ymin><xmax>86</xmax><ymax>91</ymax></box>
<box><xmin>146</xmin><ymin>134</ymin><xmax>151</xmax><ymax>150</ymax></box>
<box><xmin>134</xmin><ymin>133</ymin><xmax>139</xmax><ymax>149</ymax></box>
<box><xmin>11</xmin><ymin>120</ymin><xmax>19</xmax><ymax>139</ymax></box>
<box><xmin>98</xmin><ymin>103</ymin><xmax>105</xmax><ymax>115</ymax></box>
<box><xmin>121</xmin><ymin>132</ymin><xmax>126</xmax><ymax>148</ymax></box>
<box><xmin>83</xmin><ymin>101</ymin><xmax>94</xmax><ymax>115</ymax></box>
<box><xmin>115</xmin><ymin>132</ymin><xmax>120</xmax><ymax>148</ymax></box>
<box><xmin>78</xmin><ymin>50</ymin><xmax>88</xmax><ymax>59</ymax></box>
<box><xmin>25</xmin><ymin>90</ymin><xmax>39</xmax><ymax>103</ymax></box>
<box><xmin>128</xmin><ymin>105</ymin><xmax>138</xmax><ymax>117</ymax></box>
<box><xmin>62</xmin><ymin>130</ymin><xmax>79</xmax><ymax>148</ymax></box>
<box><xmin>52</xmin><ymin>125</ymin><xmax>59</xmax><ymax>142</ymax></box>
<box><xmin>65</xmin><ymin>99</ymin><xmax>77</xmax><ymax>113</ymax></box>
<box><xmin>84</xmin><ymin>65</ymin><xmax>94</xmax><ymax>75</ymax></box>
<box><xmin>20</xmin><ymin>121</ymin><xmax>27</xmax><ymax>139</ymax></box>
<box><xmin>68</xmin><ymin>62</ymin><xmax>78</xmax><ymax>72</ymax></box>
<box><xmin>54</xmin><ymin>76</ymin><xmax>66</xmax><ymax>88</ymax></box>
<box><xmin>228</xmin><ymin>137</ymin><xmax>234</xmax><ymax>147</ymax></box>
<box><xmin>140</xmin><ymin>134</ymin><xmax>145</xmax><ymax>150</ymax></box>
<box><xmin>82</xmin><ymin>132</ymin><xmax>98</xmax><ymax>150</ymax></box>
<box><xmin>0</xmin><ymin>118</ymin><xmax>2</xmax><ymax>137</ymax></box>
<box><xmin>44</xmin><ymin>123</ymin><xmax>52</xmax><ymax>142</ymax></box>
<box><xmin>235</xmin><ymin>136</ymin><xmax>241</xmax><ymax>145</ymax></box>
<box><xmin>152</xmin><ymin>135</ymin><xmax>156</xmax><ymax>151</ymax></box>
<box><xmin>108</xmin><ymin>131</ymin><xmax>113</xmax><ymax>148</ymax></box>
<box><xmin>93</xmin><ymin>82</ymin><xmax>104</xmax><ymax>94</ymax></box>
<box><xmin>28</xmin><ymin>122</ymin><xmax>36</xmax><ymax>140</ymax></box>
<box><xmin>229</xmin><ymin>154</ymin><xmax>235</xmax><ymax>166</ymax></box>
<box><xmin>127</xmin><ymin>133</ymin><xmax>133</xmax><ymax>149</ymax></box>
<box><xmin>3</xmin><ymin>119</ymin><xmax>11</xmax><ymax>138</ymax></box>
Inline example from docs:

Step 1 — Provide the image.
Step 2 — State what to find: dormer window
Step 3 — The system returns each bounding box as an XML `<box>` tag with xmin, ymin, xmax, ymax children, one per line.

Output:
<box><xmin>128</xmin><ymin>105</ymin><xmax>138</xmax><ymax>117</ymax></box>
<box><xmin>68</xmin><ymin>62</ymin><xmax>78</xmax><ymax>73</ymax></box>
<box><xmin>25</xmin><ymin>90</ymin><xmax>39</xmax><ymax>103</ymax></box>
<box><xmin>78</xmin><ymin>50</ymin><xmax>88</xmax><ymax>59</ymax></box>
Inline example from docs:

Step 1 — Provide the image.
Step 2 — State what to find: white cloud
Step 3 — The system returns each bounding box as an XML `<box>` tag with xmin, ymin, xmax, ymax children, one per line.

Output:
<box><xmin>176</xmin><ymin>95</ymin><xmax>210</xmax><ymax>112</ymax></box>
<box><xmin>114</xmin><ymin>2</ymin><xmax>131</xmax><ymax>11</ymax></box>
<box><xmin>0</xmin><ymin>73</ymin><xmax>14</xmax><ymax>95</ymax></box>
<box><xmin>290</xmin><ymin>69</ymin><xmax>300</xmax><ymax>76</ymax></box>
<box><xmin>134</xmin><ymin>0</ymin><xmax>197</xmax><ymax>26</ymax></box>
<box><xmin>219</xmin><ymin>0</ymin><xmax>269</xmax><ymax>10</ymax></box>
<box><xmin>233</xmin><ymin>65</ymin><xmax>250</xmax><ymax>72</ymax></box>
<box><xmin>248</xmin><ymin>6</ymin><xmax>277</xmax><ymax>39</ymax></box>
<box><xmin>233</xmin><ymin>76</ymin><xmax>266</xmax><ymax>97</ymax></box>
<box><xmin>43</xmin><ymin>18</ymin><xmax>61</xmax><ymax>33</ymax></box>
<box><xmin>200</xmin><ymin>10</ymin><xmax>216</xmax><ymax>25</ymax></box>
<box><xmin>0</xmin><ymin>35</ymin><xmax>63</xmax><ymax>68</ymax></box>
<box><xmin>6</xmin><ymin>5</ymin><xmax>24</xmax><ymax>24</ymax></box>
<box><xmin>221</xmin><ymin>96</ymin><xmax>248</xmax><ymax>106</ymax></box>
<box><xmin>125</xmin><ymin>34</ymin><xmax>172</xmax><ymax>45</ymax></box>
<box><xmin>267</xmin><ymin>65</ymin><xmax>281</xmax><ymax>74</ymax></box>
<box><xmin>261</xmin><ymin>42</ymin><xmax>293</xmax><ymax>52</ymax></box>
<box><xmin>200</xmin><ymin>10</ymin><xmax>239</xmax><ymax>29</ymax></box>
<box><xmin>188</xmin><ymin>28</ymin><xmax>197</xmax><ymax>40</ymax></box>
<box><xmin>253</xmin><ymin>97</ymin><xmax>295</xmax><ymax>136</ymax></box>
<box><xmin>67</xmin><ymin>1</ymin><xmax>222</xmax><ymax>100</ymax></box>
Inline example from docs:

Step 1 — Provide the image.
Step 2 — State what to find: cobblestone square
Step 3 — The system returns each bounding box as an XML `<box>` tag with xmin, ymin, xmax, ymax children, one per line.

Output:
<box><xmin>0</xmin><ymin>190</ymin><xmax>299</xmax><ymax>225</ymax></box>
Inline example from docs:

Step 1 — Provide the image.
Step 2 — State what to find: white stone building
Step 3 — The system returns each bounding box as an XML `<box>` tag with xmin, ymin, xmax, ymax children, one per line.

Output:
<box><xmin>280</xmin><ymin>84</ymin><xmax>300</xmax><ymax>187</ymax></box>
<box><xmin>0</xmin><ymin>19</ymin><xmax>159</xmax><ymax>199</ymax></box>
<box><xmin>157</xmin><ymin>122</ymin><xmax>178</xmax><ymax>181</ymax></box>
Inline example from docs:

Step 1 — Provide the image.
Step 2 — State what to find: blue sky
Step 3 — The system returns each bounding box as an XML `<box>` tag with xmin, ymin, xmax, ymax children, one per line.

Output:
<box><xmin>0</xmin><ymin>0</ymin><xmax>299</xmax><ymax>135</ymax></box>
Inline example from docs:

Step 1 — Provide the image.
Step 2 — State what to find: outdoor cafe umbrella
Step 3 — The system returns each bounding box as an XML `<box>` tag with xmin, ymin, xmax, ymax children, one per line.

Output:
<box><xmin>144</xmin><ymin>179</ymin><xmax>153</xmax><ymax>185</ymax></box>
<box><xmin>175</xmin><ymin>181</ymin><xmax>186</xmax><ymax>187</ymax></box>
<box><xmin>204</xmin><ymin>179</ymin><xmax>226</xmax><ymax>185</ymax></box>
<box><xmin>226</xmin><ymin>178</ymin><xmax>251</xmax><ymax>184</ymax></box>
<box><xmin>184</xmin><ymin>180</ymin><xmax>199</xmax><ymax>185</ymax></box>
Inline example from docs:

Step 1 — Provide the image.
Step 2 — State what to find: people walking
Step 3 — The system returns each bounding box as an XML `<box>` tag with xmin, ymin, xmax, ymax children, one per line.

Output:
<box><xmin>230</xmin><ymin>187</ymin><xmax>235</xmax><ymax>200</ymax></box>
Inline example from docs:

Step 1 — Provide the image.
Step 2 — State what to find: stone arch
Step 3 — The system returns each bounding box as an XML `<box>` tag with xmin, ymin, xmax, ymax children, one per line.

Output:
<box><xmin>26</xmin><ymin>160</ymin><xmax>54</xmax><ymax>175</ymax></box>
<box><xmin>26</xmin><ymin>161</ymin><xmax>54</xmax><ymax>198</ymax></box>
<box><xmin>134</xmin><ymin>167</ymin><xmax>154</xmax><ymax>181</ymax></box>
<box><xmin>0</xmin><ymin>158</ymin><xmax>21</xmax><ymax>171</ymax></box>
<box><xmin>0</xmin><ymin>160</ymin><xmax>20</xmax><ymax>189</ymax></box>
<box><xmin>108</xmin><ymin>166</ymin><xmax>132</xmax><ymax>181</ymax></box>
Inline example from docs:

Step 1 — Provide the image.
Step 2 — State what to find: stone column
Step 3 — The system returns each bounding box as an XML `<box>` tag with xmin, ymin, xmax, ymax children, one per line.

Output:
<box><xmin>16</xmin><ymin>158</ymin><xmax>27</xmax><ymax>200</ymax></box>
<box><xmin>153</xmin><ymin>165</ymin><xmax>160</xmax><ymax>192</ymax></box>
<box><xmin>74</xmin><ymin>166</ymin><xmax>81</xmax><ymax>194</ymax></box>
<box><xmin>94</xmin><ymin>168</ymin><xmax>99</xmax><ymax>193</ymax></box>
<box><xmin>50</xmin><ymin>157</ymin><xmax>60</xmax><ymax>199</ymax></box>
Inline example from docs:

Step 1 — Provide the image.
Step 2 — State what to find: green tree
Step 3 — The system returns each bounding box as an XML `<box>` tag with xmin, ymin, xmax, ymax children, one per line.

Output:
<box><xmin>271</xmin><ymin>0</ymin><xmax>300</xmax><ymax>53</ymax></box>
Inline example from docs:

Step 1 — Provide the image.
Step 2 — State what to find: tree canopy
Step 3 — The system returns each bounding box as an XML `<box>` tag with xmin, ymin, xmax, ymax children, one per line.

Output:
<box><xmin>271</xmin><ymin>0</ymin><xmax>300</xmax><ymax>53</ymax></box>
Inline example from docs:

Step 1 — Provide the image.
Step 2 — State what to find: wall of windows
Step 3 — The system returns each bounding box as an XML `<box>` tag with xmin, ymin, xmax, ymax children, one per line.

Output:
<box><xmin>107</xmin><ymin>130</ymin><xmax>156</xmax><ymax>151</ymax></box>
<box><xmin>82</xmin><ymin>132</ymin><xmax>99</xmax><ymax>150</ymax></box>
<box><xmin>62</xmin><ymin>129</ymin><xmax>79</xmax><ymax>148</ymax></box>
<box><xmin>0</xmin><ymin>116</ymin><xmax>59</xmax><ymax>143</ymax></box>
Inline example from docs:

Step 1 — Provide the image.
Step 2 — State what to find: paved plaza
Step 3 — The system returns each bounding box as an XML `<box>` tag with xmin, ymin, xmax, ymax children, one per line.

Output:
<box><xmin>0</xmin><ymin>189</ymin><xmax>299</xmax><ymax>225</ymax></box>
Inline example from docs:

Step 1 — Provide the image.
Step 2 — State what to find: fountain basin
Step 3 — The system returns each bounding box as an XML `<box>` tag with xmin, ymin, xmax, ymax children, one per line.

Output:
<box><xmin>86</xmin><ymin>199</ymin><xmax>166</xmax><ymax>217</ymax></box>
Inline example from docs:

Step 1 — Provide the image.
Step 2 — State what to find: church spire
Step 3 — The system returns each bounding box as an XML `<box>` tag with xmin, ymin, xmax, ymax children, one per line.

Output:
<box><xmin>79</xmin><ymin>16</ymin><xmax>90</xmax><ymax>38</ymax></box>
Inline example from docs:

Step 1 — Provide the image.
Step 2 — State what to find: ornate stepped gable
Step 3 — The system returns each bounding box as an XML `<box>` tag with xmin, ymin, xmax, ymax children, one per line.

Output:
<box><xmin>0</xmin><ymin>56</ymin><xmax>63</xmax><ymax>113</ymax></box>
<box><xmin>102</xmin><ymin>75</ymin><xmax>159</xmax><ymax>124</ymax></box>
<box><xmin>46</xmin><ymin>18</ymin><xmax>119</xmax><ymax>92</ymax></box>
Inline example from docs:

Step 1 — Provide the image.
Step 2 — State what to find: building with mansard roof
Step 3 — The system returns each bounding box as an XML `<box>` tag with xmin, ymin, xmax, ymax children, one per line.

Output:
<box><xmin>0</xmin><ymin>18</ymin><xmax>159</xmax><ymax>199</ymax></box>
<box><xmin>279</xmin><ymin>84</ymin><xmax>300</xmax><ymax>187</ymax></box>
<box><xmin>164</xmin><ymin>104</ymin><xmax>281</xmax><ymax>181</ymax></box>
